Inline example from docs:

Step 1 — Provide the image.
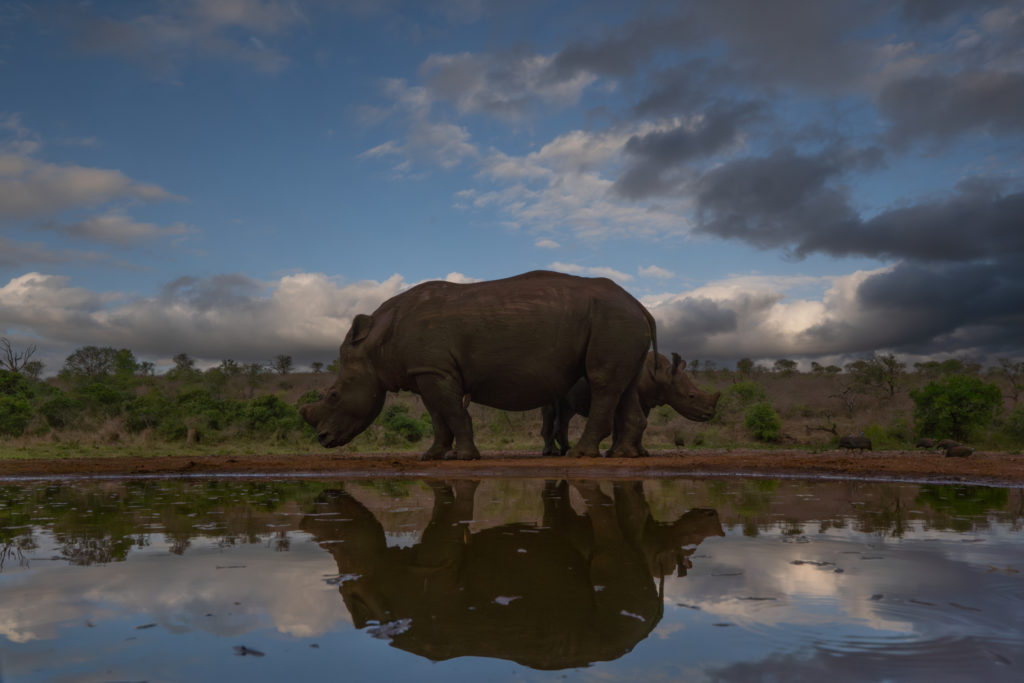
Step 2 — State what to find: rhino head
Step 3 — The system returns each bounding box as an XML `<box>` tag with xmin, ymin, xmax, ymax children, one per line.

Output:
<box><xmin>643</xmin><ymin>352</ymin><xmax>720</xmax><ymax>421</ymax></box>
<box><xmin>300</xmin><ymin>314</ymin><xmax>387</xmax><ymax>448</ymax></box>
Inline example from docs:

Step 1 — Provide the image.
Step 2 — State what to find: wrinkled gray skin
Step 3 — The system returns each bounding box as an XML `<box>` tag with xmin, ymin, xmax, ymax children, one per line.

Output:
<box><xmin>300</xmin><ymin>270</ymin><xmax>656</xmax><ymax>460</ymax></box>
<box><xmin>541</xmin><ymin>352</ymin><xmax>720</xmax><ymax>456</ymax></box>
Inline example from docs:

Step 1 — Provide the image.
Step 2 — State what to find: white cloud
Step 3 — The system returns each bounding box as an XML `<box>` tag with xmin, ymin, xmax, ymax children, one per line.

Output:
<box><xmin>639</xmin><ymin>265</ymin><xmax>674</xmax><ymax>279</ymax></box>
<box><xmin>548</xmin><ymin>261</ymin><xmax>633</xmax><ymax>282</ymax></box>
<box><xmin>470</xmin><ymin>123</ymin><xmax>693</xmax><ymax>242</ymax></box>
<box><xmin>535</xmin><ymin>238</ymin><xmax>560</xmax><ymax>249</ymax></box>
<box><xmin>360</xmin><ymin>120</ymin><xmax>478</xmax><ymax>172</ymax></box>
<box><xmin>0</xmin><ymin>271</ymin><xmax>411</xmax><ymax>368</ymax></box>
<box><xmin>420</xmin><ymin>51</ymin><xmax>597</xmax><ymax>120</ymax></box>
<box><xmin>644</xmin><ymin>268</ymin><xmax>898</xmax><ymax>359</ymax></box>
<box><xmin>443</xmin><ymin>271</ymin><xmax>479</xmax><ymax>283</ymax></box>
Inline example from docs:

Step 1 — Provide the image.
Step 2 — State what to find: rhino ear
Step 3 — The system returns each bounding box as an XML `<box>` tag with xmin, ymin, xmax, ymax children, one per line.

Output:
<box><xmin>672</xmin><ymin>352</ymin><xmax>685</xmax><ymax>374</ymax></box>
<box><xmin>349</xmin><ymin>314</ymin><xmax>374</xmax><ymax>344</ymax></box>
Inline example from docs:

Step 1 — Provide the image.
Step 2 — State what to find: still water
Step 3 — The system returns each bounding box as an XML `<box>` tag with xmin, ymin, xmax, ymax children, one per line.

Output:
<box><xmin>1</xmin><ymin>476</ymin><xmax>1022</xmax><ymax>682</ymax></box>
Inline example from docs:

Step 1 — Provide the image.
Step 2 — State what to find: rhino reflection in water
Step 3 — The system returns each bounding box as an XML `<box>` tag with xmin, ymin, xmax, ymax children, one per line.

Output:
<box><xmin>300</xmin><ymin>481</ymin><xmax>723</xmax><ymax>669</ymax></box>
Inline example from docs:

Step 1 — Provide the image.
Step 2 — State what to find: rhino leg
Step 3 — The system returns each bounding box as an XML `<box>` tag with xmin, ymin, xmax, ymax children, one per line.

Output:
<box><xmin>541</xmin><ymin>400</ymin><xmax>573</xmax><ymax>456</ymax></box>
<box><xmin>540</xmin><ymin>404</ymin><xmax>559</xmax><ymax>456</ymax></box>
<box><xmin>606</xmin><ymin>387</ymin><xmax>648</xmax><ymax>458</ymax></box>
<box><xmin>416</xmin><ymin>374</ymin><xmax>481</xmax><ymax>461</ymax></box>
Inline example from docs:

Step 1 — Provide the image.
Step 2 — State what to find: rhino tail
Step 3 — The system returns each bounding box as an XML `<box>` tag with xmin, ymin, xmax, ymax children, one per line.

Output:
<box><xmin>643</xmin><ymin>305</ymin><xmax>658</xmax><ymax>356</ymax></box>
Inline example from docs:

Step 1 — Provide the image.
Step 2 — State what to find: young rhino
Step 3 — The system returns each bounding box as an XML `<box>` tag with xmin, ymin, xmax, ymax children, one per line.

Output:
<box><xmin>542</xmin><ymin>352</ymin><xmax>720</xmax><ymax>456</ymax></box>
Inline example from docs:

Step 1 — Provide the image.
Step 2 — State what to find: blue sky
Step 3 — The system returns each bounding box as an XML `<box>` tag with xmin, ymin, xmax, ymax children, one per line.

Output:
<box><xmin>2</xmin><ymin>0</ymin><xmax>1023</xmax><ymax>374</ymax></box>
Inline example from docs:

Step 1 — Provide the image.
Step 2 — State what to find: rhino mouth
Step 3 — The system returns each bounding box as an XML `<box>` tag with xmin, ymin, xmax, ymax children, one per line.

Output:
<box><xmin>318</xmin><ymin>432</ymin><xmax>342</xmax><ymax>448</ymax></box>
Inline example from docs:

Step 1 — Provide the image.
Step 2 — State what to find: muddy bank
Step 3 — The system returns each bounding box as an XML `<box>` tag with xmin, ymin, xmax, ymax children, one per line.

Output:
<box><xmin>2</xmin><ymin>448</ymin><xmax>1023</xmax><ymax>485</ymax></box>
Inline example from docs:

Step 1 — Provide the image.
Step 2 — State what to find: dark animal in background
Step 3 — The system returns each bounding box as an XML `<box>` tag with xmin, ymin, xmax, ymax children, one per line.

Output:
<box><xmin>838</xmin><ymin>434</ymin><xmax>873</xmax><ymax>451</ymax></box>
<box><xmin>944</xmin><ymin>445</ymin><xmax>974</xmax><ymax>458</ymax></box>
<box><xmin>300</xmin><ymin>270</ymin><xmax>657</xmax><ymax>460</ymax></box>
<box><xmin>541</xmin><ymin>352</ymin><xmax>720</xmax><ymax>456</ymax></box>
<box><xmin>936</xmin><ymin>439</ymin><xmax>960</xmax><ymax>450</ymax></box>
<box><xmin>916</xmin><ymin>438</ymin><xmax>937</xmax><ymax>449</ymax></box>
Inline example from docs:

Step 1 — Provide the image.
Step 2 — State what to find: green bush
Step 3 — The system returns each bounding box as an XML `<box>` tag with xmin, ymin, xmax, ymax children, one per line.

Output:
<box><xmin>40</xmin><ymin>394</ymin><xmax>83</xmax><ymax>429</ymax></box>
<box><xmin>744</xmin><ymin>401</ymin><xmax>781</xmax><ymax>442</ymax></box>
<box><xmin>72</xmin><ymin>381</ymin><xmax>130</xmax><ymax>419</ymax></box>
<box><xmin>245</xmin><ymin>395</ymin><xmax>305</xmax><ymax>436</ymax></box>
<box><xmin>379</xmin><ymin>404</ymin><xmax>426</xmax><ymax>445</ymax></box>
<box><xmin>1002</xmin><ymin>405</ymin><xmax>1024</xmax><ymax>444</ymax></box>
<box><xmin>714</xmin><ymin>381</ymin><xmax>767</xmax><ymax>424</ymax></box>
<box><xmin>0</xmin><ymin>370</ymin><xmax>33</xmax><ymax>398</ymax></box>
<box><xmin>910</xmin><ymin>375</ymin><xmax>1002</xmax><ymax>442</ymax></box>
<box><xmin>0</xmin><ymin>395</ymin><xmax>33</xmax><ymax>436</ymax></box>
<box><xmin>125</xmin><ymin>392</ymin><xmax>175</xmax><ymax>433</ymax></box>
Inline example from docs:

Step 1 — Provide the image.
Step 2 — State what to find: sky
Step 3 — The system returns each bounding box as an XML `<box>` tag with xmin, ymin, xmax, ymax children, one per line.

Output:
<box><xmin>2</xmin><ymin>0</ymin><xmax>1023</xmax><ymax>375</ymax></box>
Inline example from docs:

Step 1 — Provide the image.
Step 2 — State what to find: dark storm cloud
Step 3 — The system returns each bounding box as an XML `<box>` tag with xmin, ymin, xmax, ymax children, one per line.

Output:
<box><xmin>546</xmin><ymin>10</ymin><xmax>700</xmax><ymax>81</ymax></box>
<box><xmin>692</xmin><ymin>149</ymin><xmax>864</xmax><ymax>250</ymax></box>
<box><xmin>880</xmin><ymin>72</ymin><xmax>1024</xmax><ymax>146</ymax></box>
<box><xmin>899</xmin><ymin>0</ymin><xmax>1004</xmax><ymax>23</ymax></box>
<box><xmin>159</xmin><ymin>274</ymin><xmax>264</xmax><ymax>312</ymax></box>
<box><xmin>612</xmin><ymin>101</ymin><xmax>767</xmax><ymax>200</ymax></box>
<box><xmin>652</xmin><ymin>292</ymin><xmax>782</xmax><ymax>359</ymax></box>
<box><xmin>692</xmin><ymin>149</ymin><xmax>1024</xmax><ymax>264</ymax></box>
<box><xmin>546</xmin><ymin>0</ymin><xmax>880</xmax><ymax>94</ymax></box>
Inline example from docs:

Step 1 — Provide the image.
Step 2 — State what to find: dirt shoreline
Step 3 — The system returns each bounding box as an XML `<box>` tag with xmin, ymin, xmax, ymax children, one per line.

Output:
<box><xmin>2</xmin><ymin>448</ymin><xmax>1024</xmax><ymax>486</ymax></box>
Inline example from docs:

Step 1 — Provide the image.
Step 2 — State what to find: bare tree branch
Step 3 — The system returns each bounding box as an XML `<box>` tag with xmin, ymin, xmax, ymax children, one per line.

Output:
<box><xmin>0</xmin><ymin>337</ymin><xmax>37</xmax><ymax>373</ymax></box>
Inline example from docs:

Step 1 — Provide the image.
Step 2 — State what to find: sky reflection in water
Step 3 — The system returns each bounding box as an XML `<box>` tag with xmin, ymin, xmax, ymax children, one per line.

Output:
<box><xmin>1</xmin><ymin>477</ymin><xmax>1022</xmax><ymax>682</ymax></box>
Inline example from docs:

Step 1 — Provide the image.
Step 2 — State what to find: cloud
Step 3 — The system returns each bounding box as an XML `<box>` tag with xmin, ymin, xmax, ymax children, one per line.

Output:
<box><xmin>639</xmin><ymin>265</ymin><xmax>674</xmax><ymax>279</ymax></box>
<box><xmin>420</xmin><ymin>51</ymin><xmax>597</xmax><ymax>120</ymax></box>
<box><xmin>546</xmin><ymin>1</ymin><xmax>884</xmax><ymax>93</ymax></box>
<box><xmin>67</xmin><ymin>0</ymin><xmax>304</xmax><ymax>77</ymax></box>
<box><xmin>42</xmin><ymin>211</ymin><xmax>195</xmax><ymax>247</ymax></box>
<box><xmin>0</xmin><ymin>154</ymin><xmax>178</xmax><ymax>220</ymax></box>
<box><xmin>359</xmin><ymin>82</ymin><xmax>479</xmax><ymax>172</ymax></box>
<box><xmin>612</xmin><ymin>100</ymin><xmax>767</xmax><ymax>200</ymax></box>
<box><xmin>548</xmin><ymin>262</ymin><xmax>632</xmax><ymax>282</ymax></box>
<box><xmin>0</xmin><ymin>271</ymin><xmax>411</xmax><ymax>369</ymax></box>
<box><xmin>0</xmin><ymin>236</ymin><xmax>116</xmax><ymax>269</ymax></box>
<box><xmin>534</xmin><ymin>238</ymin><xmax>560</xmax><ymax>249</ymax></box>
<box><xmin>879</xmin><ymin>71</ymin><xmax>1024</xmax><ymax>146</ymax></box>
<box><xmin>3</xmin><ymin>263</ymin><xmax>1021</xmax><ymax>373</ymax></box>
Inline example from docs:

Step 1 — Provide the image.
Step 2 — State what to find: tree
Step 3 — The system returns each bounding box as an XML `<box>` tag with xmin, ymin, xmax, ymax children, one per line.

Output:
<box><xmin>910</xmin><ymin>375</ymin><xmax>1002</xmax><ymax>442</ymax></box>
<box><xmin>847</xmin><ymin>353</ymin><xmax>905</xmax><ymax>398</ymax></box>
<box><xmin>0</xmin><ymin>337</ymin><xmax>36</xmax><ymax>374</ymax></box>
<box><xmin>219</xmin><ymin>359</ymin><xmax>242</xmax><ymax>376</ymax></box>
<box><xmin>871</xmin><ymin>353</ymin><xmax>906</xmax><ymax>398</ymax></box>
<box><xmin>243</xmin><ymin>362</ymin><xmax>266</xmax><ymax>398</ymax></box>
<box><xmin>311</xmin><ymin>361</ymin><xmax>324</xmax><ymax>374</ymax></box>
<box><xmin>736</xmin><ymin>358</ymin><xmax>754</xmax><ymax>378</ymax></box>
<box><xmin>998</xmin><ymin>358</ymin><xmax>1024</xmax><ymax>406</ymax></box>
<box><xmin>172</xmin><ymin>353</ymin><xmax>195</xmax><ymax>372</ymax></box>
<box><xmin>773</xmin><ymin>359</ymin><xmax>798</xmax><ymax>375</ymax></box>
<box><xmin>22</xmin><ymin>360</ymin><xmax>44</xmax><ymax>380</ymax></box>
<box><xmin>272</xmin><ymin>354</ymin><xmax>294</xmax><ymax>375</ymax></box>
<box><xmin>62</xmin><ymin>346</ymin><xmax>118</xmax><ymax>379</ymax></box>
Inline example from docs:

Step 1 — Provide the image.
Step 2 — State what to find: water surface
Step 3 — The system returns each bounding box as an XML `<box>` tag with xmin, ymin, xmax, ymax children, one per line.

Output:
<box><xmin>1</xmin><ymin>477</ymin><xmax>1022</xmax><ymax>681</ymax></box>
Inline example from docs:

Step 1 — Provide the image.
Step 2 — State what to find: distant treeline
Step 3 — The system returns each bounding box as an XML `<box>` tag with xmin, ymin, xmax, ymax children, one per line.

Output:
<box><xmin>1</xmin><ymin>344</ymin><xmax>1023</xmax><ymax>451</ymax></box>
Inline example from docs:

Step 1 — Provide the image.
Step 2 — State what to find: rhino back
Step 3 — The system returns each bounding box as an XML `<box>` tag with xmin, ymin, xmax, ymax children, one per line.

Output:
<box><xmin>373</xmin><ymin>271</ymin><xmax>652</xmax><ymax>410</ymax></box>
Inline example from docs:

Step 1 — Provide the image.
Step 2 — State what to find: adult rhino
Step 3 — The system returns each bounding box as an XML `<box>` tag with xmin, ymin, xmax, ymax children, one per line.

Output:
<box><xmin>300</xmin><ymin>270</ymin><xmax>656</xmax><ymax>460</ymax></box>
<box><xmin>541</xmin><ymin>352</ymin><xmax>720</xmax><ymax>456</ymax></box>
